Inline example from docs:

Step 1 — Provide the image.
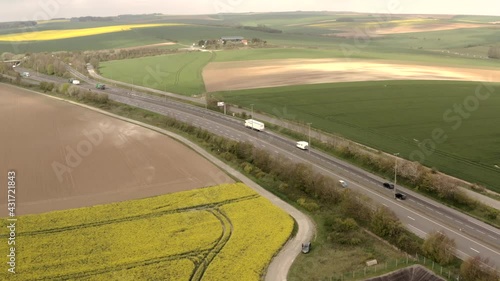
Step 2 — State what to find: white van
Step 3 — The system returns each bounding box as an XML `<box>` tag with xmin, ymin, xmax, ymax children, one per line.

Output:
<box><xmin>296</xmin><ymin>141</ymin><xmax>309</xmax><ymax>150</ymax></box>
<box><xmin>339</xmin><ymin>180</ymin><xmax>348</xmax><ymax>188</ymax></box>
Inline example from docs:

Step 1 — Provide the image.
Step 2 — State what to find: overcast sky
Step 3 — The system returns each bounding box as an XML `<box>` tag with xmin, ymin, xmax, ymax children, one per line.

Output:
<box><xmin>1</xmin><ymin>0</ymin><xmax>499</xmax><ymax>22</ymax></box>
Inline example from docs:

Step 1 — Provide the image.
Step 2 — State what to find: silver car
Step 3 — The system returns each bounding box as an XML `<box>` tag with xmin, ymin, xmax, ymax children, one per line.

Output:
<box><xmin>301</xmin><ymin>242</ymin><xmax>311</xmax><ymax>254</ymax></box>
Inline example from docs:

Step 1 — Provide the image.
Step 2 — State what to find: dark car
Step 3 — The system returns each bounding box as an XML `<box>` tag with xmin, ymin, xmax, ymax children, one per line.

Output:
<box><xmin>395</xmin><ymin>193</ymin><xmax>407</xmax><ymax>200</ymax></box>
<box><xmin>301</xmin><ymin>242</ymin><xmax>311</xmax><ymax>254</ymax></box>
<box><xmin>383</xmin><ymin>182</ymin><xmax>394</xmax><ymax>189</ymax></box>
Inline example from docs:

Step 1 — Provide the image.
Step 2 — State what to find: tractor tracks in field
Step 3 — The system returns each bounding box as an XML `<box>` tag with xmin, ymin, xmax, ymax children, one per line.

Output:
<box><xmin>173</xmin><ymin>55</ymin><xmax>201</xmax><ymax>86</ymax></box>
<box><xmin>190</xmin><ymin>208</ymin><xmax>233</xmax><ymax>281</ymax></box>
<box><xmin>4</xmin><ymin>194</ymin><xmax>258</xmax><ymax>237</ymax></box>
<box><xmin>36</xmin><ymin>251</ymin><xmax>203</xmax><ymax>281</ymax></box>
<box><xmin>29</xmin><ymin>201</ymin><xmax>244</xmax><ymax>281</ymax></box>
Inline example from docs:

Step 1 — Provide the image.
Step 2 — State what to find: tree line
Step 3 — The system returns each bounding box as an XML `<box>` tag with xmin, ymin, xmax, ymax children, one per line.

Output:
<box><xmin>0</xmin><ymin>21</ymin><xmax>37</xmax><ymax>29</ymax></box>
<box><xmin>287</xmin><ymin>127</ymin><xmax>499</xmax><ymax>225</ymax></box>
<box><xmin>488</xmin><ymin>46</ymin><xmax>500</xmax><ymax>59</ymax></box>
<box><xmin>236</xmin><ymin>24</ymin><xmax>282</xmax><ymax>33</ymax></box>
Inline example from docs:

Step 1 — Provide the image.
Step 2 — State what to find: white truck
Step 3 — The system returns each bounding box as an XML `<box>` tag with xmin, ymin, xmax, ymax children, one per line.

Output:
<box><xmin>296</xmin><ymin>141</ymin><xmax>309</xmax><ymax>150</ymax></box>
<box><xmin>69</xmin><ymin>78</ymin><xmax>81</xmax><ymax>85</ymax></box>
<box><xmin>245</xmin><ymin>119</ymin><xmax>264</xmax><ymax>131</ymax></box>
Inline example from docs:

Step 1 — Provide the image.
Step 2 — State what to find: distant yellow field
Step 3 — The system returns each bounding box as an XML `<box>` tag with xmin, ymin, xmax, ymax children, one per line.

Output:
<box><xmin>365</xmin><ymin>18</ymin><xmax>437</xmax><ymax>26</ymax></box>
<box><xmin>0</xmin><ymin>23</ymin><xmax>185</xmax><ymax>42</ymax></box>
<box><xmin>37</xmin><ymin>19</ymin><xmax>70</xmax><ymax>24</ymax></box>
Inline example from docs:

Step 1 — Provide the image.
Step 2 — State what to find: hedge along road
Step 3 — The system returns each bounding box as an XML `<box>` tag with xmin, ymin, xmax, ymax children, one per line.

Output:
<box><xmin>3</xmin><ymin>83</ymin><xmax>315</xmax><ymax>281</ymax></box>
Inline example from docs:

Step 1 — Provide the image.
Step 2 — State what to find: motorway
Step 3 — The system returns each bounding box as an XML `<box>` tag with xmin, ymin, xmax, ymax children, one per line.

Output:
<box><xmin>13</xmin><ymin>68</ymin><xmax>500</xmax><ymax>271</ymax></box>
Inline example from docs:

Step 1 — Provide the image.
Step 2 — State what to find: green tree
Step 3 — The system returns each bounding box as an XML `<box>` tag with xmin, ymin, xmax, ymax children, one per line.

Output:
<box><xmin>89</xmin><ymin>57</ymin><xmax>99</xmax><ymax>69</ymax></box>
<box><xmin>422</xmin><ymin>231</ymin><xmax>456</xmax><ymax>265</ymax></box>
<box><xmin>371</xmin><ymin>207</ymin><xmax>403</xmax><ymax>238</ymax></box>
<box><xmin>45</xmin><ymin>64</ymin><xmax>55</xmax><ymax>75</ymax></box>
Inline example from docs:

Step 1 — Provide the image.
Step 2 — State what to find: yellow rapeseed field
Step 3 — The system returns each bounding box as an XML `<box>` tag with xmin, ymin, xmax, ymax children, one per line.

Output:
<box><xmin>203</xmin><ymin>197</ymin><xmax>294</xmax><ymax>281</ymax></box>
<box><xmin>0</xmin><ymin>23</ymin><xmax>185</xmax><ymax>42</ymax></box>
<box><xmin>0</xmin><ymin>183</ymin><xmax>293</xmax><ymax>280</ymax></box>
<box><xmin>37</xmin><ymin>19</ymin><xmax>70</xmax><ymax>24</ymax></box>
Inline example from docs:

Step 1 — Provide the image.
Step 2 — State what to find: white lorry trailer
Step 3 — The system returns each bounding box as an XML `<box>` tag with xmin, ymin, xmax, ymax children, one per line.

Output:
<box><xmin>245</xmin><ymin>119</ymin><xmax>264</xmax><ymax>131</ymax></box>
<box><xmin>296</xmin><ymin>141</ymin><xmax>309</xmax><ymax>150</ymax></box>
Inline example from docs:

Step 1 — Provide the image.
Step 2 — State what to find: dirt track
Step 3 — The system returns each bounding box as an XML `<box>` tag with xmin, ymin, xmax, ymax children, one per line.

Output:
<box><xmin>0</xmin><ymin>84</ymin><xmax>233</xmax><ymax>215</ymax></box>
<box><xmin>203</xmin><ymin>58</ymin><xmax>500</xmax><ymax>92</ymax></box>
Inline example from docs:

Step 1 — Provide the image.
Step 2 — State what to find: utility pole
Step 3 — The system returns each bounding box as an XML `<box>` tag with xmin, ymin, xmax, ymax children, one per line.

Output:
<box><xmin>394</xmin><ymin>152</ymin><xmax>399</xmax><ymax>197</ymax></box>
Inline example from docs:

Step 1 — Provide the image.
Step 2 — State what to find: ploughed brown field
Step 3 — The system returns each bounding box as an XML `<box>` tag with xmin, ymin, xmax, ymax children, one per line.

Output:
<box><xmin>0</xmin><ymin>84</ymin><xmax>233</xmax><ymax>215</ymax></box>
<box><xmin>203</xmin><ymin>58</ymin><xmax>500</xmax><ymax>92</ymax></box>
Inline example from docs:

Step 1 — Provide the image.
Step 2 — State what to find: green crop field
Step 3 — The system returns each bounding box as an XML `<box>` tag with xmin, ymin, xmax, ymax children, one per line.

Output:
<box><xmin>0</xmin><ymin>183</ymin><xmax>293</xmax><ymax>280</ymax></box>
<box><xmin>99</xmin><ymin>51</ymin><xmax>215</xmax><ymax>95</ymax></box>
<box><xmin>218</xmin><ymin>81</ymin><xmax>500</xmax><ymax>191</ymax></box>
<box><xmin>98</xmin><ymin>44</ymin><xmax>499</xmax><ymax>97</ymax></box>
<box><xmin>211</xmin><ymin>47</ymin><xmax>500</xmax><ymax>68</ymax></box>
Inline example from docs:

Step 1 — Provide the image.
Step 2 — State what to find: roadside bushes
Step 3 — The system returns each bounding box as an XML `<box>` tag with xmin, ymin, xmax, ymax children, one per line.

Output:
<box><xmin>47</xmin><ymin>83</ymin><xmax>109</xmax><ymax>105</ymax></box>
<box><xmin>325</xmin><ymin>217</ymin><xmax>364</xmax><ymax>246</ymax></box>
<box><xmin>460</xmin><ymin>256</ymin><xmax>499</xmax><ymax>281</ymax></box>
<box><xmin>487</xmin><ymin>46</ymin><xmax>500</xmax><ymax>59</ymax></box>
<box><xmin>297</xmin><ymin>198</ymin><xmax>319</xmax><ymax>212</ymax></box>
<box><xmin>39</xmin><ymin>81</ymin><xmax>55</xmax><ymax>92</ymax></box>
<box><xmin>313</xmin><ymin>131</ymin><xmax>497</xmax><ymax>225</ymax></box>
<box><xmin>422</xmin><ymin>231</ymin><xmax>456</xmax><ymax>265</ymax></box>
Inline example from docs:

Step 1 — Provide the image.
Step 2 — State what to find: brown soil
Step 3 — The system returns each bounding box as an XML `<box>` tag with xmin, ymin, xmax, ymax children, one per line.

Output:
<box><xmin>203</xmin><ymin>58</ymin><xmax>500</xmax><ymax>92</ymax></box>
<box><xmin>0</xmin><ymin>84</ymin><xmax>233</xmax><ymax>215</ymax></box>
<box><xmin>374</xmin><ymin>23</ymin><xmax>486</xmax><ymax>35</ymax></box>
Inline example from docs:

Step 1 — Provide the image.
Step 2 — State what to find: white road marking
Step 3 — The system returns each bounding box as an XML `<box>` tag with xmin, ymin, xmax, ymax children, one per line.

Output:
<box><xmin>470</xmin><ymin>248</ymin><xmax>480</xmax><ymax>253</ymax></box>
<box><xmin>408</xmin><ymin>216</ymin><xmax>415</xmax><ymax>221</ymax></box>
<box><xmin>488</xmin><ymin>235</ymin><xmax>497</xmax><ymax>240</ymax></box>
<box><xmin>477</xmin><ymin>230</ymin><xmax>485</xmax><ymax>234</ymax></box>
<box><xmin>408</xmin><ymin>224</ymin><xmax>427</xmax><ymax>237</ymax></box>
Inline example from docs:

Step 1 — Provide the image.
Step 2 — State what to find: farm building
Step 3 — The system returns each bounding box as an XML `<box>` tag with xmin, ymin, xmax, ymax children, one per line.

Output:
<box><xmin>220</xmin><ymin>36</ymin><xmax>248</xmax><ymax>45</ymax></box>
<box><xmin>220</xmin><ymin>36</ymin><xmax>244</xmax><ymax>42</ymax></box>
